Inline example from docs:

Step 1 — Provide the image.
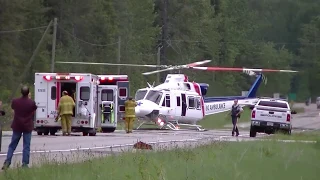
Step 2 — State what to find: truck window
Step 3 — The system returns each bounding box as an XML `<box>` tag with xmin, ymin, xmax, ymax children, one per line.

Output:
<box><xmin>80</xmin><ymin>87</ymin><xmax>90</xmax><ymax>101</ymax></box>
<box><xmin>51</xmin><ymin>86</ymin><xmax>56</xmax><ymax>100</ymax></box>
<box><xmin>101</xmin><ymin>89</ymin><xmax>113</xmax><ymax>101</ymax></box>
<box><xmin>258</xmin><ymin>101</ymin><xmax>288</xmax><ymax>108</ymax></box>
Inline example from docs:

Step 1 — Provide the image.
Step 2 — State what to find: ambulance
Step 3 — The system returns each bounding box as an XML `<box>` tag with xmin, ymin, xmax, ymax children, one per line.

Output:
<box><xmin>97</xmin><ymin>75</ymin><xmax>129</xmax><ymax>133</ymax></box>
<box><xmin>34</xmin><ymin>72</ymin><xmax>100</xmax><ymax>136</ymax></box>
<box><xmin>34</xmin><ymin>72</ymin><xmax>130</xmax><ymax>136</ymax></box>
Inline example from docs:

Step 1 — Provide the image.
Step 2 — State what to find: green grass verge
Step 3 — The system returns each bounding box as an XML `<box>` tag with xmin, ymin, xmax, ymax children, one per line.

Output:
<box><xmin>265</xmin><ymin>130</ymin><xmax>320</xmax><ymax>141</ymax></box>
<box><xmin>1</xmin><ymin>141</ymin><xmax>319</xmax><ymax>180</ymax></box>
<box><xmin>197</xmin><ymin>107</ymin><xmax>251</xmax><ymax>129</ymax></box>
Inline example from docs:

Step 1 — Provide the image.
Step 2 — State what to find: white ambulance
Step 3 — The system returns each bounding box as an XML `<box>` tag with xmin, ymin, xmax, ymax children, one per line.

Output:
<box><xmin>34</xmin><ymin>73</ymin><xmax>100</xmax><ymax>136</ymax></box>
<box><xmin>97</xmin><ymin>75</ymin><xmax>129</xmax><ymax>133</ymax></box>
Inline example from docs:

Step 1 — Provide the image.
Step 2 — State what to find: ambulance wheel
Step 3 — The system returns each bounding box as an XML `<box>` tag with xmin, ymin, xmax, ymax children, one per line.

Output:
<box><xmin>49</xmin><ymin>130</ymin><xmax>56</xmax><ymax>136</ymax></box>
<box><xmin>37</xmin><ymin>131</ymin><xmax>43</xmax><ymax>135</ymax></box>
<box><xmin>83</xmin><ymin>132</ymin><xmax>88</xmax><ymax>136</ymax></box>
<box><xmin>89</xmin><ymin>132</ymin><xmax>96</xmax><ymax>136</ymax></box>
<box><xmin>102</xmin><ymin>127</ymin><xmax>116</xmax><ymax>133</ymax></box>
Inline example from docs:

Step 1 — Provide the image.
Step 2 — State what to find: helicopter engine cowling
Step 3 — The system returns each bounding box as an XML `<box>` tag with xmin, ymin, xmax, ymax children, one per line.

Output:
<box><xmin>198</xmin><ymin>83</ymin><xmax>209</xmax><ymax>96</ymax></box>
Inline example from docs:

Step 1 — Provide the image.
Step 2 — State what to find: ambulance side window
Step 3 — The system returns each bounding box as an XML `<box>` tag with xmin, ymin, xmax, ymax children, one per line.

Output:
<box><xmin>80</xmin><ymin>87</ymin><xmax>90</xmax><ymax>101</ymax></box>
<box><xmin>51</xmin><ymin>86</ymin><xmax>56</xmax><ymax>100</ymax></box>
<box><xmin>101</xmin><ymin>89</ymin><xmax>113</xmax><ymax>101</ymax></box>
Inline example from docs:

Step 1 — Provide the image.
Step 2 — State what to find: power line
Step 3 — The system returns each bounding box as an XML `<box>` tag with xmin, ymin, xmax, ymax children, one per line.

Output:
<box><xmin>58</xmin><ymin>26</ymin><xmax>118</xmax><ymax>47</ymax></box>
<box><xmin>166</xmin><ymin>39</ymin><xmax>320</xmax><ymax>45</ymax></box>
<box><xmin>0</xmin><ymin>25</ymin><xmax>49</xmax><ymax>34</ymax></box>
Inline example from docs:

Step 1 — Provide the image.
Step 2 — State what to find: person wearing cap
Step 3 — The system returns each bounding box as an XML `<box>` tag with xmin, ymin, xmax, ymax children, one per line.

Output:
<box><xmin>57</xmin><ymin>91</ymin><xmax>75</xmax><ymax>136</ymax></box>
<box><xmin>124</xmin><ymin>97</ymin><xmax>137</xmax><ymax>133</ymax></box>
<box><xmin>230</xmin><ymin>99</ymin><xmax>243</xmax><ymax>136</ymax></box>
<box><xmin>2</xmin><ymin>86</ymin><xmax>37</xmax><ymax>170</ymax></box>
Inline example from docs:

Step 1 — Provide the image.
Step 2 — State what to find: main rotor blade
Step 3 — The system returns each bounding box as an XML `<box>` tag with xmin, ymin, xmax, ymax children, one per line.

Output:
<box><xmin>56</xmin><ymin>61</ymin><xmax>168</xmax><ymax>68</ymax></box>
<box><xmin>191</xmin><ymin>66</ymin><xmax>298</xmax><ymax>73</ymax></box>
<box><xmin>186</xmin><ymin>59</ymin><xmax>212</xmax><ymax>67</ymax></box>
<box><xmin>142</xmin><ymin>67</ymin><xmax>175</xmax><ymax>75</ymax></box>
<box><xmin>142</xmin><ymin>59</ymin><xmax>212</xmax><ymax>75</ymax></box>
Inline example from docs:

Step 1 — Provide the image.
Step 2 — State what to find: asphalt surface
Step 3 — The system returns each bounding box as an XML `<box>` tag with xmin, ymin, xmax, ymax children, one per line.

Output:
<box><xmin>0</xmin><ymin>103</ymin><xmax>318</xmax><ymax>170</ymax></box>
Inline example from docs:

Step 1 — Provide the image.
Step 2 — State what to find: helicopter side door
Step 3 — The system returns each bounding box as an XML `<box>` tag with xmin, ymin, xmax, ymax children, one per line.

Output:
<box><xmin>181</xmin><ymin>93</ymin><xmax>187</xmax><ymax>116</ymax></box>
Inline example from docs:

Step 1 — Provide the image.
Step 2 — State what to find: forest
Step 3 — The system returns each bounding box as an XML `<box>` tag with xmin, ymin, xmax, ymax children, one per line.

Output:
<box><xmin>0</xmin><ymin>0</ymin><xmax>320</xmax><ymax>103</ymax></box>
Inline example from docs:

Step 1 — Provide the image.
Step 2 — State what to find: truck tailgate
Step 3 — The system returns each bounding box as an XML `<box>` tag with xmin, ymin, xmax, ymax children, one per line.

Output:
<box><xmin>255</xmin><ymin>106</ymin><xmax>288</xmax><ymax>123</ymax></box>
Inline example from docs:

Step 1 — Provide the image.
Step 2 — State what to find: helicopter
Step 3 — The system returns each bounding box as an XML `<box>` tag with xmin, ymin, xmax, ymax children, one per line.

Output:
<box><xmin>56</xmin><ymin>60</ymin><xmax>298</xmax><ymax>131</ymax></box>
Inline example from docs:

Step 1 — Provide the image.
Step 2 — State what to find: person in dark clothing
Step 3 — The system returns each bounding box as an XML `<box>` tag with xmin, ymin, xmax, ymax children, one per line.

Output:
<box><xmin>2</xmin><ymin>86</ymin><xmax>37</xmax><ymax>170</ymax></box>
<box><xmin>230</xmin><ymin>99</ymin><xmax>243</xmax><ymax>136</ymax></box>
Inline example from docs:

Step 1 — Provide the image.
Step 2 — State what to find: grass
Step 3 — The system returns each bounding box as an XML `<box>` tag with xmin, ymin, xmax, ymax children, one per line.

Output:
<box><xmin>1</xmin><ymin>140</ymin><xmax>319</xmax><ymax>180</ymax></box>
<box><xmin>198</xmin><ymin>107</ymin><xmax>251</xmax><ymax>129</ymax></box>
<box><xmin>264</xmin><ymin>130</ymin><xmax>320</xmax><ymax>141</ymax></box>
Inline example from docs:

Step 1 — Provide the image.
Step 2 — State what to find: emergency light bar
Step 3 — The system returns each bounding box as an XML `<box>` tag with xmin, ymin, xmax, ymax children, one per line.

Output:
<box><xmin>98</xmin><ymin>75</ymin><xmax>128</xmax><ymax>85</ymax></box>
<box><xmin>43</xmin><ymin>75</ymin><xmax>84</xmax><ymax>81</ymax></box>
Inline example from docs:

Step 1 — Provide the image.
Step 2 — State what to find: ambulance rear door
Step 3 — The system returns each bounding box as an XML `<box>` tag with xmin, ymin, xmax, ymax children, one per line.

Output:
<box><xmin>76</xmin><ymin>81</ymin><xmax>93</xmax><ymax>126</ymax></box>
<box><xmin>35</xmin><ymin>74</ymin><xmax>50</xmax><ymax>119</ymax></box>
<box><xmin>98</xmin><ymin>85</ymin><xmax>118</xmax><ymax>126</ymax></box>
<box><xmin>117</xmin><ymin>81</ymin><xmax>129</xmax><ymax>121</ymax></box>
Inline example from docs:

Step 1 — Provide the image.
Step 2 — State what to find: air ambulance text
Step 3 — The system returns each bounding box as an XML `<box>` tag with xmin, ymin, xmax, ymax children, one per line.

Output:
<box><xmin>206</xmin><ymin>103</ymin><xmax>225</xmax><ymax>111</ymax></box>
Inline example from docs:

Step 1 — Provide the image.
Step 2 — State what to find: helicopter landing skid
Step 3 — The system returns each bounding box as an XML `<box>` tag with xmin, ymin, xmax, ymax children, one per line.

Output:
<box><xmin>162</xmin><ymin>121</ymin><xmax>206</xmax><ymax>131</ymax></box>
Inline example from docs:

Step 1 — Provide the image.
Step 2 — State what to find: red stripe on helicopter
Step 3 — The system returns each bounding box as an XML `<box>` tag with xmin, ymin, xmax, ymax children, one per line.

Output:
<box><xmin>184</xmin><ymin>75</ymin><xmax>188</xmax><ymax>82</ymax></box>
<box><xmin>192</xmin><ymin>82</ymin><xmax>205</xmax><ymax>117</ymax></box>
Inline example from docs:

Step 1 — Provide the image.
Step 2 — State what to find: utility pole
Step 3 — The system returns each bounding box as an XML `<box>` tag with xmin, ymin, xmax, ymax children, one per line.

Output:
<box><xmin>157</xmin><ymin>46</ymin><xmax>161</xmax><ymax>84</ymax></box>
<box><xmin>51</xmin><ymin>18</ymin><xmax>58</xmax><ymax>73</ymax></box>
<box><xmin>117</xmin><ymin>36</ymin><xmax>121</xmax><ymax>74</ymax></box>
<box><xmin>9</xmin><ymin>20</ymin><xmax>53</xmax><ymax>101</ymax></box>
<box><xmin>160</xmin><ymin>0</ymin><xmax>168</xmax><ymax>82</ymax></box>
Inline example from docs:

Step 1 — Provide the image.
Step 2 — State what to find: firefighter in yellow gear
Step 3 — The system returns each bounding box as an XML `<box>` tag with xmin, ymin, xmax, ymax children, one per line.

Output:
<box><xmin>57</xmin><ymin>91</ymin><xmax>75</xmax><ymax>136</ymax></box>
<box><xmin>124</xmin><ymin>97</ymin><xmax>137</xmax><ymax>133</ymax></box>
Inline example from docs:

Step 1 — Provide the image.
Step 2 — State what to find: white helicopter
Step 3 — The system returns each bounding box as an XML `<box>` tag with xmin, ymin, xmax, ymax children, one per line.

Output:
<box><xmin>56</xmin><ymin>60</ymin><xmax>298</xmax><ymax>131</ymax></box>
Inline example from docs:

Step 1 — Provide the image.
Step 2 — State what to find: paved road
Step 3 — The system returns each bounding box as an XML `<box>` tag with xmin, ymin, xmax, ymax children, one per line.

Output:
<box><xmin>0</xmin><ymin>103</ymin><xmax>318</xmax><ymax>170</ymax></box>
<box><xmin>0</xmin><ymin>129</ymin><xmax>266</xmax><ymax>169</ymax></box>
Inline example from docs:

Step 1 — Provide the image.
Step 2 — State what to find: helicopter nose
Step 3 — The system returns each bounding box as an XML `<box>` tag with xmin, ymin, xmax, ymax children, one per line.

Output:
<box><xmin>135</xmin><ymin>100</ymin><xmax>159</xmax><ymax>118</ymax></box>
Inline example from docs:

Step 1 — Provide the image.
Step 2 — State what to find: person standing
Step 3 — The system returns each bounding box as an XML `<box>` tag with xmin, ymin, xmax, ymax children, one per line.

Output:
<box><xmin>57</xmin><ymin>91</ymin><xmax>75</xmax><ymax>136</ymax></box>
<box><xmin>2</xmin><ymin>86</ymin><xmax>37</xmax><ymax>170</ymax></box>
<box><xmin>124</xmin><ymin>97</ymin><xmax>137</xmax><ymax>133</ymax></box>
<box><xmin>230</xmin><ymin>99</ymin><xmax>243</xmax><ymax>136</ymax></box>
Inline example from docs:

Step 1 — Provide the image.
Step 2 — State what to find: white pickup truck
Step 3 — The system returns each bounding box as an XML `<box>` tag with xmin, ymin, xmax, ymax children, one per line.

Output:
<box><xmin>249</xmin><ymin>98</ymin><xmax>297</xmax><ymax>137</ymax></box>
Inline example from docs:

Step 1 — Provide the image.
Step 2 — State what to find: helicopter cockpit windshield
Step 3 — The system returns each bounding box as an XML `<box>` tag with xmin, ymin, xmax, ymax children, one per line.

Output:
<box><xmin>135</xmin><ymin>90</ymin><xmax>148</xmax><ymax>101</ymax></box>
<box><xmin>145</xmin><ymin>90</ymin><xmax>163</xmax><ymax>105</ymax></box>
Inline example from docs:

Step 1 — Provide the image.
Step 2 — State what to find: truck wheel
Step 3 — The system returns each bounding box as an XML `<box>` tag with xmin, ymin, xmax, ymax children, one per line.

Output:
<box><xmin>83</xmin><ymin>132</ymin><xmax>88</xmax><ymax>136</ymax></box>
<box><xmin>287</xmin><ymin>129</ymin><xmax>292</xmax><ymax>135</ymax></box>
<box><xmin>44</xmin><ymin>131</ymin><xmax>49</xmax><ymax>136</ymax></box>
<box><xmin>250</xmin><ymin>127</ymin><xmax>257</xmax><ymax>137</ymax></box>
<box><xmin>102</xmin><ymin>127</ymin><xmax>116</xmax><ymax>133</ymax></box>
<box><xmin>37</xmin><ymin>131</ymin><xmax>43</xmax><ymax>135</ymax></box>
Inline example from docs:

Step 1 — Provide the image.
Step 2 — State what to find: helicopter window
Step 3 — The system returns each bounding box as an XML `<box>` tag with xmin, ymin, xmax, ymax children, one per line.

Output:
<box><xmin>165</xmin><ymin>95</ymin><xmax>170</xmax><ymax>107</ymax></box>
<box><xmin>145</xmin><ymin>90</ymin><xmax>163</xmax><ymax>105</ymax></box>
<box><xmin>176</xmin><ymin>96</ymin><xmax>181</xmax><ymax>106</ymax></box>
<box><xmin>188</xmin><ymin>97</ymin><xmax>195</xmax><ymax>109</ymax></box>
<box><xmin>135</xmin><ymin>90</ymin><xmax>148</xmax><ymax>100</ymax></box>
<box><xmin>196</xmin><ymin>98</ymin><xmax>201</xmax><ymax>110</ymax></box>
